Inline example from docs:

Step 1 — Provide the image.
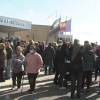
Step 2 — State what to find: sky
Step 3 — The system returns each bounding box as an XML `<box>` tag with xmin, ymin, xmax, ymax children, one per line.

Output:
<box><xmin>0</xmin><ymin>0</ymin><xmax>100</xmax><ymax>44</ymax></box>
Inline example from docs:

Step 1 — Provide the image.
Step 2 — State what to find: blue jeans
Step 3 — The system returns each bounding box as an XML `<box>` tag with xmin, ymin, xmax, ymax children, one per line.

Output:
<box><xmin>6</xmin><ymin>59</ymin><xmax>12</xmax><ymax>78</ymax></box>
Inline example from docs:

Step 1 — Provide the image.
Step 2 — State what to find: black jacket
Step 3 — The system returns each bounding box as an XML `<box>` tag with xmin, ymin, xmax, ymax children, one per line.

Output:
<box><xmin>44</xmin><ymin>46</ymin><xmax>55</xmax><ymax>66</ymax></box>
<box><xmin>57</xmin><ymin>49</ymin><xmax>69</xmax><ymax>64</ymax></box>
<box><xmin>6</xmin><ymin>47</ymin><xmax>13</xmax><ymax>60</ymax></box>
<box><xmin>70</xmin><ymin>46</ymin><xmax>84</xmax><ymax>74</ymax></box>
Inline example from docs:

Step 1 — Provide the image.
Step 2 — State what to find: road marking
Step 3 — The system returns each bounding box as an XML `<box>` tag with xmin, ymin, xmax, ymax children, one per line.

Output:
<box><xmin>0</xmin><ymin>81</ymin><xmax>53</xmax><ymax>92</ymax></box>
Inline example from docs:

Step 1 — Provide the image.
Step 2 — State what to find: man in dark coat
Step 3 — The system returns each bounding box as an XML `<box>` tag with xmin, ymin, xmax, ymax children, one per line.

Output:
<box><xmin>39</xmin><ymin>41</ymin><xmax>46</xmax><ymax>67</ymax></box>
<box><xmin>15</xmin><ymin>36</ymin><xmax>21</xmax><ymax>48</ymax></box>
<box><xmin>8</xmin><ymin>36</ymin><xmax>15</xmax><ymax>49</ymax></box>
<box><xmin>44</xmin><ymin>43</ymin><xmax>55</xmax><ymax>75</ymax></box>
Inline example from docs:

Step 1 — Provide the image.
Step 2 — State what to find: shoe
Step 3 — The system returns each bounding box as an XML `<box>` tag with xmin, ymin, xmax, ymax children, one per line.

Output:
<box><xmin>17</xmin><ymin>87</ymin><xmax>22</xmax><ymax>91</ymax></box>
<box><xmin>0</xmin><ymin>79</ymin><xmax>5</xmax><ymax>82</ymax></box>
<box><xmin>45</xmin><ymin>73</ymin><xmax>47</xmax><ymax>75</ymax></box>
<box><xmin>6</xmin><ymin>77</ymin><xmax>10</xmax><ymax>80</ymax></box>
<box><xmin>11</xmin><ymin>86</ymin><xmax>17</xmax><ymax>90</ymax></box>
<box><xmin>53</xmin><ymin>81</ymin><xmax>58</xmax><ymax>85</ymax></box>
<box><xmin>28</xmin><ymin>89</ymin><xmax>32</xmax><ymax>92</ymax></box>
<box><xmin>59</xmin><ymin>86</ymin><xmax>66</xmax><ymax>90</ymax></box>
<box><xmin>77</xmin><ymin>95</ymin><xmax>80</xmax><ymax>99</ymax></box>
<box><xmin>29</xmin><ymin>91</ymin><xmax>34</xmax><ymax>94</ymax></box>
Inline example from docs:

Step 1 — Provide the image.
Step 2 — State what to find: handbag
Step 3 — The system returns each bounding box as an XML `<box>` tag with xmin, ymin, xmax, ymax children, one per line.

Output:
<box><xmin>64</xmin><ymin>58</ymin><xmax>71</xmax><ymax>71</ymax></box>
<box><xmin>12</xmin><ymin>56</ymin><xmax>20</xmax><ymax>73</ymax></box>
<box><xmin>64</xmin><ymin>58</ymin><xmax>71</xmax><ymax>64</ymax></box>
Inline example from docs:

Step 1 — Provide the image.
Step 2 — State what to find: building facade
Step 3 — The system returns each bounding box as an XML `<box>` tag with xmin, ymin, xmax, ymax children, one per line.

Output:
<box><xmin>15</xmin><ymin>24</ymin><xmax>57</xmax><ymax>43</ymax></box>
<box><xmin>0</xmin><ymin>16</ymin><xmax>73</xmax><ymax>43</ymax></box>
<box><xmin>15</xmin><ymin>25</ymin><xmax>73</xmax><ymax>43</ymax></box>
<box><xmin>0</xmin><ymin>15</ymin><xmax>32</xmax><ymax>39</ymax></box>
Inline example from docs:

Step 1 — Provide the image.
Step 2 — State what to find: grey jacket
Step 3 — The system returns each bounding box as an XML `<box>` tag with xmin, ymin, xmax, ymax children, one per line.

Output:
<box><xmin>12</xmin><ymin>54</ymin><xmax>25</xmax><ymax>72</ymax></box>
<box><xmin>83</xmin><ymin>50</ymin><xmax>96</xmax><ymax>70</ymax></box>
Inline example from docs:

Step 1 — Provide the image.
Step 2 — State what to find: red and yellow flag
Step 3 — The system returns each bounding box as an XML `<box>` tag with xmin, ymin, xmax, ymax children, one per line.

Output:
<box><xmin>60</xmin><ymin>21</ymin><xmax>66</xmax><ymax>32</ymax></box>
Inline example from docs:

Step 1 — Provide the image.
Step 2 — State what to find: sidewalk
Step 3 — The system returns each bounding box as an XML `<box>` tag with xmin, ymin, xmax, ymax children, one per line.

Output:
<box><xmin>0</xmin><ymin>70</ymin><xmax>54</xmax><ymax>89</ymax></box>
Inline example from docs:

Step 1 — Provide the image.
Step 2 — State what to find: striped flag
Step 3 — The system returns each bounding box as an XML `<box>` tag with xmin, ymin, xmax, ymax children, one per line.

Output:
<box><xmin>45</xmin><ymin>14</ymin><xmax>53</xmax><ymax>20</ymax></box>
<box><xmin>49</xmin><ymin>18</ymin><xmax>61</xmax><ymax>37</ymax></box>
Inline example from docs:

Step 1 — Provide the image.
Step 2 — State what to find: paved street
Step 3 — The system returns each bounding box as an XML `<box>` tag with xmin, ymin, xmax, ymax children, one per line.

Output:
<box><xmin>0</xmin><ymin>69</ymin><xmax>100</xmax><ymax>100</ymax></box>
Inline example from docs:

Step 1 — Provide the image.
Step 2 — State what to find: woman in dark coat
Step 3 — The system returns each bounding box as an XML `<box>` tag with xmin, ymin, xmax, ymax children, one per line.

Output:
<box><xmin>53</xmin><ymin>45</ymin><xmax>61</xmax><ymax>85</ymax></box>
<box><xmin>70</xmin><ymin>39</ymin><xmax>84</xmax><ymax>99</ymax></box>
<box><xmin>81</xmin><ymin>43</ymin><xmax>96</xmax><ymax>93</ymax></box>
<box><xmin>0</xmin><ymin>43</ymin><xmax>7</xmax><ymax>82</ymax></box>
<box><xmin>57</xmin><ymin>43</ymin><xmax>69</xmax><ymax>89</ymax></box>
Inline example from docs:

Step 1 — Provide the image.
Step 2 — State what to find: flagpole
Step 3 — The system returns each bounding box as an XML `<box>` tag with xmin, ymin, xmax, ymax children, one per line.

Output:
<box><xmin>55</xmin><ymin>11</ymin><xmax>57</xmax><ymax>42</ymax></box>
<box><xmin>70</xmin><ymin>18</ymin><xmax>72</xmax><ymax>42</ymax></box>
<box><xmin>65</xmin><ymin>16</ymin><xmax>67</xmax><ymax>42</ymax></box>
<box><xmin>55</xmin><ymin>11</ymin><xmax>57</xmax><ymax>19</ymax></box>
<box><xmin>59</xmin><ymin>14</ymin><xmax>61</xmax><ymax>41</ymax></box>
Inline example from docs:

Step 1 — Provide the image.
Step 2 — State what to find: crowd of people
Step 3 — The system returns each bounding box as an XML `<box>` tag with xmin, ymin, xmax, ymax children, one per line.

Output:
<box><xmin>0</xmin><ymin>36</ymin><xmax>100</xmax><ymax>99</ymax></box>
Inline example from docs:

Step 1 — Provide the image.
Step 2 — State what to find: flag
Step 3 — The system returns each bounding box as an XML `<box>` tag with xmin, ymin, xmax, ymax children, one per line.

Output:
<box><xmin>60</xmin><ymin>21</ymin><xmax>67</xmax><ymax>32</ymax></box>
<box><xmin>66</xmin><ymin>19</ymin><xmax>71</xmax><ymax>32</ymax></box>
<box><xmin>60</xmin><ymin>19</ymin><xmax>71</xmax><ymax>32</ymax></box>
<box><xmin>49</xmin><ymin>18</ymin><xmax>61</xmax><ymax>37</ymax></box>
<box><xmin>45</xmin><ymin>14</ymin><xmax>53</xmax><ymax>20</ymax></box>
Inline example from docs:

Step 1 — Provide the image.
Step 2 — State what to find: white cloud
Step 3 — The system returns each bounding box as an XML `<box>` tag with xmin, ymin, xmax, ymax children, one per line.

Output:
<box><xmin>27</xmin><ymin>10</ymin><xmax>34</xmax><ymax>15</ymax></box>
<box><xmin>89</xmin><ymin>16</ymin><xmax>100</xmax><ymax>21</ymax></box>
<box><xmin>72</xmin><ymin>23</ymin><xmax>100</xmax><ymax>44</ymax></box>
<box><xmin>89</xmin><ymin>17</ymin><xmax>93</xmax><ymax>21</ymax></box>
<box><xmin>73</xmin><ymin>24</ymin><xmax>100</xmax><ymax>35</ymax></box>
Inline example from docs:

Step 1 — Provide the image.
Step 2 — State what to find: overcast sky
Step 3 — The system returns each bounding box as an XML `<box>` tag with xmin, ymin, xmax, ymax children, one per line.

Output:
<box><xmin>0</xmin><ymin>0</ymin><xmax>100</xmax><ymax>44</ymax></box>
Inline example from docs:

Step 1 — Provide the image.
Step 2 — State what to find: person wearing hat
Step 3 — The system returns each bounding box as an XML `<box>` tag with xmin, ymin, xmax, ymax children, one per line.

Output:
<box><xmin>24</xmin><ymin>45</ymin><xmax>43</xmax><ymax>94</ymax></box>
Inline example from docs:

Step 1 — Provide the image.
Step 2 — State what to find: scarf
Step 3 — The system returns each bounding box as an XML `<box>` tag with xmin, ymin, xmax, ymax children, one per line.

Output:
<box><xmin>72</xmin><ymin>39</ymin><xmax>81</xmax><ymax>61</ymax></box>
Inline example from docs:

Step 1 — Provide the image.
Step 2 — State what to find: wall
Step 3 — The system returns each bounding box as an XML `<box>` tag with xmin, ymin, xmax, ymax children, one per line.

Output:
<box><xmin>0</xmin><ymin>32</ymin><xmax>8</xmax><ymax>39</ymax></box>
<box><xmin>15</xmin><ymin>24</ymin><xmax>58</xmax><ymax>44</ymax></box>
